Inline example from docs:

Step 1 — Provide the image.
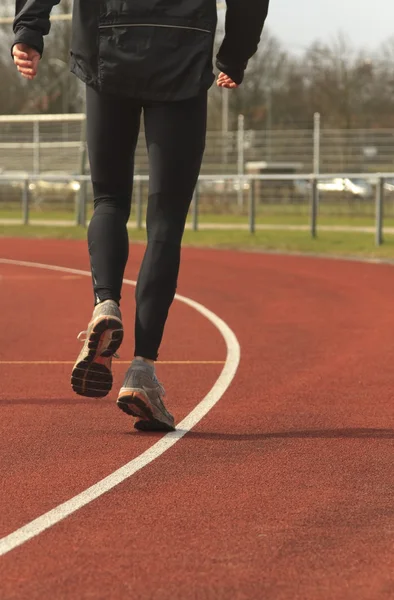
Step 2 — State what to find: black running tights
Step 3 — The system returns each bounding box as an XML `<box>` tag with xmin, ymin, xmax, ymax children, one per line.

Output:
<box><xmin>86</xmin><ymin>86</ymin><xmax>207</xmax><ymax>360</ymax></box>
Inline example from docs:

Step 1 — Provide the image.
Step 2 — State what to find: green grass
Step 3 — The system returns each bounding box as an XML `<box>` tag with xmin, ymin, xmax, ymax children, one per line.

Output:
<box><xmin>0</xmin><ymin>208</ymin><xmax>383</xmax><ymax>228</ymax></box>
<box><xmin>3</xmin><ymin>196</ymin><xmax>394</xmax><ymax>261</ymax></box>
<box><xmin>2</xmin><ymin>224</ymin><xmax>394</xmax><ymax>260</ymax></box>
<box><xmin>193</xmin><ymin>213</ymin><xmax>380</xmax><ymax>227</ymax></box>
<box><xmin>0</xmin><ymin>209</ymin><xmax>92</xmax><ymax>222</ymax></box>
<box><xmin>3</xmin><ymin>202</ymin><xmax>392</xmax><ymax>228</ymax></box>
<box><xmin>0</xmin><ymin>225</ymin><xmax>91</xmax><ymax>240</ymax></box>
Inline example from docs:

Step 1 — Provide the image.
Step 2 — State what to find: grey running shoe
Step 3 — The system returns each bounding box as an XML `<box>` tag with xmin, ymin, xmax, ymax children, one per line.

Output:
<box><xmin>71</xmin><ymin>300</ymin><xmax>123</xmax><ymax>398</ymax></box>
<box><xmin>117</xmin><ymin>359</ymin><xmax>175</xmax><ymax>431</ymax></box>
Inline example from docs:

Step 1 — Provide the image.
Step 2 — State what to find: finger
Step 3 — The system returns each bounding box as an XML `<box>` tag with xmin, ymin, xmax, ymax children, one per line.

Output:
<box><xmin>14</xmin><ymin>59</ymin><xmax>33</xmax><ymax>68</ymax></box>
<box><xmin>17</xmin><ymin>63</ymin><xmax>34</xmax><ymax>71</ymax></box>
<box><xmin>17</xmin><ymin>66</ymin><xmax>35</xmax><ymax>76</ymax></box>
<box><xmin>219</xmin><ymin>77</ymin><xmax>234</xmax><ymax>85</ymax></box>
<box><xmin>13</xmin><ymin>47</ymin><xmax>29</xmax><ymax>56</ymax></box>
<box><xmin>13</xmin><ymin>49</ymin><xmax>29</xmax><ymax>60</ymax></box>
<box><xmin>18</xmin><ymin>67</ymin><xmax>35</xmax><ymax>75</ymax></box>
<box><xmin>220</xmin><ymin>82</ymin><xmax>238</xmax><ymax>89</ymax></box>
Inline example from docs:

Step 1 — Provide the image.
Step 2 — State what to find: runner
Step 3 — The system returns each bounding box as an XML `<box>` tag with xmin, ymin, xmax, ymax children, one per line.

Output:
<box><xmin>12</xmin><ymin>0</ymin><xmax>270</xmax><ymax>431</ymax></box>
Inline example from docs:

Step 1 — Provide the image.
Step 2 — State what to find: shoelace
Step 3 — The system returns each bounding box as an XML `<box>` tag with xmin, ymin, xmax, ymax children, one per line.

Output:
<box><xmin>152</xmin><ymin>374</ymin><xmax>166</xmax><ymax>397</ymax></box>
<box><xmin>77</xmin><ymin>329</ymin><xmax>121</xmax><ymax>359</ymax></box>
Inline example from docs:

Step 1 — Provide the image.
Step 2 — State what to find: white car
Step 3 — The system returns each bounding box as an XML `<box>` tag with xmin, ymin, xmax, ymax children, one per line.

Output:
<box><xmin>294</xmin><ymin>177</ymin><xmax>373</xmax><ymax>198</ymax></box>
<box><xmin>28</xmin><ymin>172</ymin><xmax>81</xmax><ymax>208</ymax></box>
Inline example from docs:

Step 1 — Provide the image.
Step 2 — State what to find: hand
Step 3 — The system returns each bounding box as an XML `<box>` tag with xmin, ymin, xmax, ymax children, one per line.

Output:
<box><xmin>13</xmin><ymin>43</ymin><xmax>40</xmax><ymax>80</ymax></box>
<box><xmin>216</xmin><ymin>72</ymin><xmax>239</xmax><ymax>89</ymax></box>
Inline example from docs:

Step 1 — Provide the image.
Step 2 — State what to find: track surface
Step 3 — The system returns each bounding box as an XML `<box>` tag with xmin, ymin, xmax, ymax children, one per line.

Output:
<box><xmin>0</xmin><ymin>239</ymin><xmax>394</xmax><ymax>599</ymax></box>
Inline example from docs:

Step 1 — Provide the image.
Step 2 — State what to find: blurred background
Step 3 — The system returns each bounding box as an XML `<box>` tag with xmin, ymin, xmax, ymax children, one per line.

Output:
<box><xmin>1</xmin><ymin>0</ymin><xmax>394</xmax><ymax>232</ymax></box>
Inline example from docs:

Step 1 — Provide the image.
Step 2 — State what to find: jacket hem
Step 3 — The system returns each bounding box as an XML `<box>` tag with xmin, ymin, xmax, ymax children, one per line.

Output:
<box><xmin>71</xmin><ymin>54</ymin><xmax>215</xmax><ymax>101</ymax></box>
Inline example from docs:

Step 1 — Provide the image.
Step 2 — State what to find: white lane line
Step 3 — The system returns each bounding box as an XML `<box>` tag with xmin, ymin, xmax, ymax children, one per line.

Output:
<box><xmin>0</xmin><ymin>258</ymin><xmax>241</xmax><ymax>557</ymax></box>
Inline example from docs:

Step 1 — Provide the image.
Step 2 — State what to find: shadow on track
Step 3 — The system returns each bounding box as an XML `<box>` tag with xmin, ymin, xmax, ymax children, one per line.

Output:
<box><xmin>122</xmin><ymin>427</ymin><xmax>394</xmax><ymax>440</ymax></box>
<box><xmin>181</xmin><ymin>428</ymin><xmax>394</xmax><ymax>440</ymax></box>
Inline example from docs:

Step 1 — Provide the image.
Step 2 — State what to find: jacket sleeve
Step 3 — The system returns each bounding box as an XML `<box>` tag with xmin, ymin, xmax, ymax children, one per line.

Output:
<box><xmin>12</xmin><ymin>0</ymin><xmax>61</xmax><ymax>56</ymax></box>
<box><xmin>216</xmin><ymin>0</ymin><xmax>270</xmax><ymax>85</ymax></box>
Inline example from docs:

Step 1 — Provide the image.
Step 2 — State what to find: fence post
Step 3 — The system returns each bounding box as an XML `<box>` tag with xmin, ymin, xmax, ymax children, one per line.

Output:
<box><xmin>266</xmin><ymin>87</ymin><xmax>272</xmax><ymax>160</ymax></box>
<box><xmin>313</xmin><ymin>113</ymin><xmax>320</xmax><ymax>222</ymax></box>
<box><xmin>310</xmin><ymin>177</ymin><xmax>318</xmax><ymax>238</ymax></box>
<box><xmin>237</xmin><ymin>114</ymin><xmax>245</xmax><ymax>208</ymax></box>
<box><xmin>222</xmin><ymin>88</ymin><xmax>229</xmax><ymax>165</ymax></box>
<box><xmin>22</xmin><ymin>178</ymin><xmax>30</xmax><ymax>225</ymax></box>
<box><xmin>248</xmin><ymin>178</ymin><xmax>256</xmax><ymax>234</ymax></box>
<box><xmin>77</xmin><ymin>114</ymin><xmax>88</xmax><ymax>226</ymax></box>
<box><xmin>313</xmin><ymin>113</ymin><xmax>321</xmax><ymax>176</ymax></box>
<box><xmin>192</xmin><ymin>181</ymin><xmax>199</xmax><ymax>231</ymax></box>
<box><xmin>375</xmin><ymin>176</ymin><xmax>384</xmax><ymax>246</ymax></box>
<box><xmin>136</xmin><ymin>176</ymin><xmax>143</xmax><ymax>229</ymax></box>
<box><xmin>79</xmin><ymin>178</ymin><xmax>87</xmax><ymax>228</ymax></box>
<box><xmin>33</xmin><ymin>119</ymin><xmax>40</xmax><ymax>174</ymax></box>
<box><xmin>75</xmin><ymin>192</ymin><xmax>80</xmax><ymax>226</ymax></box>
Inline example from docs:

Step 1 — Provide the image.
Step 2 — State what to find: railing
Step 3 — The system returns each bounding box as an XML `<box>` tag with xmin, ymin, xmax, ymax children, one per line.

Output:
<box><xmin>3</xmin><ymin>114</ymin><xmax>394</xmax><ymax>175</ymax></box>
<box><xmin>0</xmin><ymin>172</ymin><xmax>393</xmax><ymax>246</ymax></box>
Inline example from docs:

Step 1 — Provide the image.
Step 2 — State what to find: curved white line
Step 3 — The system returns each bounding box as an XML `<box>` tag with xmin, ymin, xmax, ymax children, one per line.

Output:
<box><xmin>0</xmin><ymin>258</ymin><xmax>241</xmax><ymax>557</ymax></box>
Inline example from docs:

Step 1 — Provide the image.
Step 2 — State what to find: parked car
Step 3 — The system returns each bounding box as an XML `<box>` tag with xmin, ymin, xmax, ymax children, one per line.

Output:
<box><xmin>293</xmin><ymin>177</ymin><xmax>373</xmax><ymax>199</ymax></box>
<box><xmin>0</xmin><ymin>171</ymin><xmax>31</xmax><ymax>204</ymax></box>
<box><xmin>383</xmin><ymin>178</ymin><xmax>394</xmax><ymax>193</ymax></box>
<box><xmin>343</xmin><ymin>178</ymin><xmax>373</xmax><ymax>198</ymax></box>
<box><xmin>0</xmin><ymin>170</ymin><xmax>81</xmax><ymax>211</ymax></box>
<box><xmin>198</xmin><ymin>178</ymin><xmax>250</xmax><ymax>193</ymax></box>
<box><xmin>29</xmin><ymin>171</ymin><xmax>81</xmax><ymax>208</ymax></box>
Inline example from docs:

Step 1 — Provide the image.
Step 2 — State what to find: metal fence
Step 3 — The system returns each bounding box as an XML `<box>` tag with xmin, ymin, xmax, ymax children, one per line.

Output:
<box><xmin>2</xmin><ymin>114</ymin><xmax>394</xmax><ymax>176</ymax></box>
<box><xmin>1</xmin><ymin>172</ymin><xmax>393</xmax><ymax>246</ymax></box>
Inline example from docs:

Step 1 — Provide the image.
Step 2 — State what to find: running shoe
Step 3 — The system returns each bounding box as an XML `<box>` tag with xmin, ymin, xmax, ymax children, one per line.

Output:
<box><xmin>117</xmin><ymin>358</ymin><xmax>175</xmax><ymax>431</ymax></box>
<box><xmin>71</xmin><ymin>300</ymin><xmax>123</xmax><ymax>398</ymax></box>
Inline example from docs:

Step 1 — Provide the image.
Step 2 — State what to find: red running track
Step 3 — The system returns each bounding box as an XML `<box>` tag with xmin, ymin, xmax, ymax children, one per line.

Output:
<box><xmin>0</xmin><ymin>239</ymin><xmax>394</xmax><ymax>599</ymax></box>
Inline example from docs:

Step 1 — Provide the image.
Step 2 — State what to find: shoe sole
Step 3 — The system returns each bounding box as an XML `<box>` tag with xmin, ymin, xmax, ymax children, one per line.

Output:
<box><xmin>133</xmin><ymin>418</ymin><xmax>174</xmax><ymax>432</ymax></box>
<box><xmin>71</xmin><ymin>316</ymin><xmax>123</xmax><ymax>398</ymax></box>
<box><xmin>117</xmin><ymin>390</ymin><xmax>175</xmax><ymax>432</ymax></box>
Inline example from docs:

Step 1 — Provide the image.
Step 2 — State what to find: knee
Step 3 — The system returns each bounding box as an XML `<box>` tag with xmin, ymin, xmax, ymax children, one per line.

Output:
<box><xmin>146</xmin><ymin>220</ymin><xmax>185</xmax><ymax>246</ymax></box>
<box><xmin>93</xmin><ymin>194</ymin><xmax>131</xmax><ymax>222</ymax></box>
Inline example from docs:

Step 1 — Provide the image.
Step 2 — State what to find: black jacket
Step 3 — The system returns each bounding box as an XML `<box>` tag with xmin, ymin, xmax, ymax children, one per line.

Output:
<box><xmin>13</xmin><ymin>0</ymin><xmax>270</xmax><ymax>101</ymax></box>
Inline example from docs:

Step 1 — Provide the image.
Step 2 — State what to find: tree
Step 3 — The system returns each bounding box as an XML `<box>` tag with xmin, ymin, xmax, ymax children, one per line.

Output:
<box><xmin>1</xmin><ymin>5</ymin><xmax>394</xmax><ymax>132</ymax></box>
<box><xmin>208</xmin><ymin>29</ymin><xmax>290</xmax><ymax>130</ymax></box>
<box><xmin>0</xmin><ymin>0</ymin><xmax>83</xmax><ymax>115</ymax></box>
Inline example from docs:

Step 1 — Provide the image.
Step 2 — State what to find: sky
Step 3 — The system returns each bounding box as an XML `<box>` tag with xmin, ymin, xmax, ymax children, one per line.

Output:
<box><xmin>264</xmin><ymin>0</ymin><xmax>394</xmax><ymax>52</ymax></box>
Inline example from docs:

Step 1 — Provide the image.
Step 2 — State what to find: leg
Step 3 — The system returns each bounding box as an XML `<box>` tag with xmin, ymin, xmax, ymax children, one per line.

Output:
<box><xmin>116</xmin><ymin>93</ymin><xmax>207</xmax><ymax>431</ymax></box>
<box><xmin>71</xmin><ymin>87</ymin><xmax>140</xmax><ymax>399</ymax></box>
<box><xmin>134</xmin><ymin>92</ymin><xmax>208</xmax><ymax>359</ymax></box>
<box><xmin>86</xmin><ymin>85</ymin><xmax>141</xmax><ymax>304</ymax></box>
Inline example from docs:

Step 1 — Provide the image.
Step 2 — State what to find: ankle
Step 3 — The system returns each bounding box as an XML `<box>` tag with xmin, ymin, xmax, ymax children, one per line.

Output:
<box><xmin>134</xmin><ymin>356</ymin><xmax>155</xmax><ymax>367</ymax></box>
<box><xmin>98</xmin><ymin>298</ymin><xmax>119</xmax><ymax>306</ymax></box>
